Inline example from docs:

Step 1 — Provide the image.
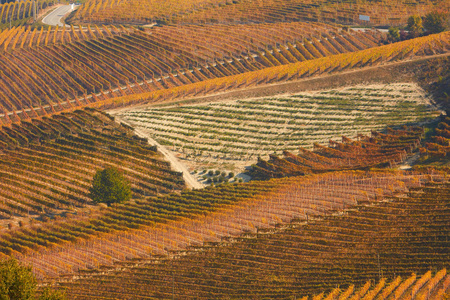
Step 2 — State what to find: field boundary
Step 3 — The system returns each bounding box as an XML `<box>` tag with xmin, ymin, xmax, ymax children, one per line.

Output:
<box><xmin>111</xmin><ymin>53</ymin><xmax>449</xmax><ymax>111</ymax></box>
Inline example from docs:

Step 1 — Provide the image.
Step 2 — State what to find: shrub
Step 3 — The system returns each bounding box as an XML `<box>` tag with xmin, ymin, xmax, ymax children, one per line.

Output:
<box><xmin>0</xmin><ymin>258</ymin><xmax>65</xmax><ymax>300</ymax></box>
<box><xmin>89</xmin><ymin>167</ymin><xmax>132</xmax><ymax>205</ymax></box>
<box><xmin>388</xmin><ymin>27</ymin><xmax>400</xmax><ymax>42</ymax></box>
<box><xmin>424</xmin><ymin>11</ymin><xmax>448</xmax><ymax>33</ymax></box>
<box><xmin>407</xmin><ymin>15</ymin><xmax>423</xmax><ymax>38</ymax></box>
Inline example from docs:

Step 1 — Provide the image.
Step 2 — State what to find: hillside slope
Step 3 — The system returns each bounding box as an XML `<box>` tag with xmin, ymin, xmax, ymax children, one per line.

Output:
<box><xmin>57</xmin><ymin>178</ymin><xmax>449</xmax><ymax>299</ymax></box>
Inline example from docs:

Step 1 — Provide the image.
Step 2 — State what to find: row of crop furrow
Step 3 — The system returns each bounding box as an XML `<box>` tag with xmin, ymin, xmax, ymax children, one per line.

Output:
<box><xmin>89</xmin><ymin>31</ymin><xmax>449</xmax><ymax>116</ymax></box>
<box><xmin>0</xmin><ymin>108</ymin><xmax>184</xmax><ymax>219</ymax></box>
<box><xmin>0</xmin><ymin>22</ymin><xmax>386</xmax><ymax>125</ymax></box>
<box><xmin>6</xmin><ymin>171</ymin><xmax>444</xmax><ymax>279</ymax></box>
<box><xmin>68</xmin><ymin>0</ymin><xmax>446</xmax><ymax>27</ymax></box>
<box><xmin>54</xmin><ymin>179</ymin><xmax>450</xmax><ymax>299</ymax></box>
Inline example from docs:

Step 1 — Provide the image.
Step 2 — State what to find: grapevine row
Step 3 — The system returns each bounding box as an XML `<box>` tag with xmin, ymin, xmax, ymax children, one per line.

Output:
<box><xmin>0</xmin><ymin>22</ymin><xmax>386</xmax><ymax>126</ymax></box>
<box><xmin>3</xmin><ymin>170</ymin><xmax>445</xmax><ymax>279</ymax></box>
<box><xmin>118</xmin><ymin>83</ymin><xmax>437</xmax><ymax>173</ymax></box>
<box><xmin>250</xmin><ymin>127</ymin><xmax>424</xmax><ymax>179</ymax></box>
<box><xmin>0</xmin><ymin>0</ymin><xmax>55</xmax><ymax>26</ymax></box>
<box><xmin>68</xmin><ymin>0</ymin><xmax>448</xmax><ymax>27</ymax></box>
<box><xmin>88</xmin><ymin>31</ymin><xmax>450</xmax><ymax>113</ymax></box>
<box><xmin>0</xmin><ymin>108</ymin><xmax>184</xmax><ymax>221</ymax></box>
<box><xmin>54</xmin><ymin>178</ymin><xmax>450</xmax><ymax>299</ymax></box>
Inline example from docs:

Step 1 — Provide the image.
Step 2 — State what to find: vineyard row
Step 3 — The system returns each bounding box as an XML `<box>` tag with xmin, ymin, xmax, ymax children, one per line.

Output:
<box><xmin>55</xmin><ymin>178</ymin><xmax>450</xmax><ymax>299</ymax></box>
<box><xmin>1</xmin><ymin>170</ymin><xmax>445</xmax><ymax>279</ymax></box>
<box><xmin>0</xmin><ymin>21</ymin><xmax>384</xmax><ymax>125</ymax></box>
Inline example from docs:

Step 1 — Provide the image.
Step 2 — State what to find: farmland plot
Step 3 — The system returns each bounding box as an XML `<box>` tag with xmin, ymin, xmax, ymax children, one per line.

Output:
<box><xmin>116</xmin><ymin>83</ymin><xmax>440</xmax><ymax>174</ymax></box>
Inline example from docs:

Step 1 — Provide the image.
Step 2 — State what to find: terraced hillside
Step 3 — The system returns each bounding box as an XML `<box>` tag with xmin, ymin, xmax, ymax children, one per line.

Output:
<box><xmin>0</xmin><ymin>108</ymin><xmax>184</xmax><ymax>221</ymax></box>
<box><xmin>0</xmin><ymin>22</ymin><xmax>388</xmax><ymax>125</ymax></box>
<box><xmin>420</xmin><ymin>116</ymin><xmax>450</xmax><ymax>165</ymax></box>
<box><xmin>304</xmin><ymin>270</ymin><xmax>450</xmax><ymax>300</ymax></box>
<box><xmin>116</xmin><ymin>83</ymin><xmax>439</xmax><ymax>172</ymax></box>
<box><xmin>55</xmin><ymin>178</ymin><xmax>450</xmax><ymax>299</ymax></box>
<box><xmin>250</xmin><ymin>127</ymin><xmax>425</xmax><ymax>179</ymax></box>
<box><xmin>67</xmin><ymin>0</ymin><xmax>448</xmax><ymax>27</ymax></box>
<box><xmin>1</xmin><ymin>170</ymin><xmax>437</xmax><ymax>279</ymax></box>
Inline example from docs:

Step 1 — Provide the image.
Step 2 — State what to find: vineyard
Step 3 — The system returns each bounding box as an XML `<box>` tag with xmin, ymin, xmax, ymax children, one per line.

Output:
<box><xmin>420</xmin><ymin>116</ymin><xmax>450</xmax><ymax>163</ymax></box>
<box><xmin>52</xmin><ymin>177</ymin><xmax>450</xmax><ymax>299</ymax></box>
<box><xmin>0</xmin><ymin>23</ymin><xmax>126</xmax><ymax>52</ymax></box>
<box><xmin>0</xmin><ymin>170</ymin><xmax>441</xmax><ymax>279</ymax></box>
<box><xmin>83</xmin><ymin>31</ymin><xmax>450</xmax><ymax>113</ymax></box>
<box><xmin>0</xmin><ymin>108</ymin><xmax>184</xmax><ymax>221</ymax></box>
<box><xmin>0</xmin><ymin>0</ymin><xmax>448</xmax><ymax>298</ymax></box>
<box><xmin>0</xmin><ymin>0</ymin><xmax>55</xmax><ymax>27</ymax></box>
<box><xmin>250</xmin><ymin>126</ymin><xmax>425</xmax><ymax>179</ymax></box>
<box><xmin>67</xmin><ymin>0</ymin><xmax>449</xmax><ymax>27</ymax></box>
<box><xmin>117</xmin><ymin>83</ymin><xmax>438</xmax><ymax>172</ymax></box>
<box><xmin>0</xmin><ymin>21</ymin><xmax>390</xmax><ymax>125</ymax></box>
<box><xmin>0</xmin><ymin>25</ymin><xmax>448</xmax><ymax>126</ymax></box>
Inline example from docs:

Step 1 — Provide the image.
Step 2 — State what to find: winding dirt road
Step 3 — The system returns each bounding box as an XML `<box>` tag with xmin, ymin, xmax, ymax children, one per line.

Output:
<box><xmin>115</xmin><ymin>117</ymin><xmax>205</xmax><ymax>190</ymax></box>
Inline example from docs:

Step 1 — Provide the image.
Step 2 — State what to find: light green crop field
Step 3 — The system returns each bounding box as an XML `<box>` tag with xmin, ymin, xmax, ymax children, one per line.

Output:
<box><xmin>116</xmin><ymin>83</ymin><xmax>440</xmax><ymax>174</ymax></box>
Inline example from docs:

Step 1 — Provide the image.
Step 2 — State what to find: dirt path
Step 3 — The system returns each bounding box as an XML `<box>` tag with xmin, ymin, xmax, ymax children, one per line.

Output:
<box><xmin>398</xmin><ymin>153</ymin><xmax>421</xmax><ymax>170</ymax></box>
<box><xmin>116</xmin><ymin>117</ymin><xmax>204</xmax><ymax>190</ymax></box>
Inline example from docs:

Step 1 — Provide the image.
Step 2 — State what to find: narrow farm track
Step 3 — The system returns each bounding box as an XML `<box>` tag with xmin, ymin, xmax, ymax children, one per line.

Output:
<box><xmin>117</xmin><ymin>117</ymin><xmax>204</xmax><ymax>189</ymax></box>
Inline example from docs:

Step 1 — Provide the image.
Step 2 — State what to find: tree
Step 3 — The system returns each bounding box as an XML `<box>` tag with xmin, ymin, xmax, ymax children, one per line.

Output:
<box><xmin>388</xmin><ymin>27</ymin><xmax>400</xmax><ymax>42</ymax></box>
<box><xmin>424</xmin><ymin>11</ymin><xmax>448</xmax><ymax>33</ymax></box>
<box><xmin>406</xmin><ymin>15</ymin><xmax>423</xmax><ymax>38</ymax></box>
<box><xmin>89</xmin><ymin>167</ymin><xmax>132</xmax><ymax>205</ymax></box>
<box><xmin>0</xmin><ymin>259</ymin><xmax>65</xmax><ymax>300</ymax></box>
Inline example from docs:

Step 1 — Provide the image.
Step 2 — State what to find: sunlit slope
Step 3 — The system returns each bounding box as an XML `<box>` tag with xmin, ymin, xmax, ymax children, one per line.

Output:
<box><xmin>117</xmin><ymin>83</ymin><xmax>438</xmax><ymax>172</ymax></box>
<box><xmin>58</xmin><ymin>178</ymin><xmax>450</xmax><ymax>299</ymax></box>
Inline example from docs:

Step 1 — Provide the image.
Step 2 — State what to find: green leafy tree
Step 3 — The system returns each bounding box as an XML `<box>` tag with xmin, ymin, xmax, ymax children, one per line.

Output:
<box><xmin>388</xmin><ymin>27</ymin><xmax>400</xmax><ymax>42</ymax></box>
<box><xmin>0</xmin><ymin>259</ymin><xmax>65</xmax><ymax>300</ymax></box>
<box><xmin>407</xmin><ymin>15</ymin><xmax>423</xmax><ymax>38</ymax></box>
<box><xmin>424</xmin><ymin>11</ymin><xmax>448</xmax><ymax>33</ymax></box>
<box><xmin>89</xmin><ymin>167</ymin><xmax>132</xmax><ymax>205</ymax></box>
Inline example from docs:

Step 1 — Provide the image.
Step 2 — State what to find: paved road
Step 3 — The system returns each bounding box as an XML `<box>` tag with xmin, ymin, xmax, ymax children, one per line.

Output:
<box><xmin>351</xmin><ymin>27</ymin><xmax>389</xmax><ymax>32</ymax></box>
<box><xmin>42</xmin><ymin>4</ymin><xmax>78</xmax><ymax>26</ymax></box>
